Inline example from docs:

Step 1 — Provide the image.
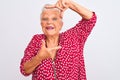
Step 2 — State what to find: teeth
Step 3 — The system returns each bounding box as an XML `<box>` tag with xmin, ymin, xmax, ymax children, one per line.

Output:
<box><xmin>46</xmin><ymin>26</ymin><xmax>54</xmax><ymax>30</ymax></box>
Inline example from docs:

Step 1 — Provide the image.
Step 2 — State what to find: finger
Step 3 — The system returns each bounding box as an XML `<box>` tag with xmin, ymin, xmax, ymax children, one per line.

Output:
<box><xmin>61</xmin><ymin>0</ymin><xmax>66</xmax><ymax>8</ymax></box>
<box><xmin>45</xmin><ymin>4</ymin><xmax>56</xmax><ymax>8</ymax></box>
<box><xmin>60</xmin><ymin>8</ymin><xmax>66</xmax><ymax>18</ymax></box>
<box><xmin>60</xmin><ymin>0</ymin><xmax>69</xmax><ymax>9</ymax></box>
<box><xmin>60</xmin><ymin>11</ymin><xmax>64</xmax><ymax>18</ymax></box>
<box><xmin>41</xmin><ymin>39</ymin><xmax>46</xmax><ymax>48</ymax></box>
<box><xmin>50</xmin><ymin>46</ymin><xmax>62</xmax><ymax>51</ymax></box>
<box><xmin>55</xmin><ymin>3</ymin><xmax>64</xmax><ymax>11</ymax></box>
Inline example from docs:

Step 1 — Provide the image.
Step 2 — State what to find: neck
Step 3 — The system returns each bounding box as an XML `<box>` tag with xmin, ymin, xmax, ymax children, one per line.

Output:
<box><xmin>46</xmin><ymin>34</ymin><xmax>59</xmax><ymax>47</ymax></box>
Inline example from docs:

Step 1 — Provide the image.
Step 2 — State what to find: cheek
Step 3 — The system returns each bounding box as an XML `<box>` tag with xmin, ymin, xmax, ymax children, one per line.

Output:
<box><xmin>41</xmin><ymin>22</ymin><xmax>46</xmax><ymax>28</ymax></box>
<box><xmin>41</xmin><ymin>23</ymin><xmax>46</xmax><ymax>31</ymax></box>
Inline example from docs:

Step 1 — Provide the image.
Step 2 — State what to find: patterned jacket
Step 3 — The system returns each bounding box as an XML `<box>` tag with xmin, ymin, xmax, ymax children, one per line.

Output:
<box><xmin>20</xmin><ymin>12</ymin><xmax>97</xmax><ymax>80</ymax></box>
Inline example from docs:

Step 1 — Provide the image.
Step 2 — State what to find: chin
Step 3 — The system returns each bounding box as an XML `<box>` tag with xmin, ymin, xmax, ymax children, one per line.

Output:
<box><xmin>45</xmin><ymin>33</ymin><xmax>59</xmax><ymax>37</ymax></box>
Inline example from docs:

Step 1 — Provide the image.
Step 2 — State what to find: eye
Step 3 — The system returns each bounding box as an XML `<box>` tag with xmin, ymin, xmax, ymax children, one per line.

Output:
<box><xmin>52</xmin><ymin>18</ymin><xmax>57</xmax><ymax>21</ymax></box>
<box><xmin>42</xmin><ymin>18</ymin><xmax>48</xmax><ymax>21</ymax></box>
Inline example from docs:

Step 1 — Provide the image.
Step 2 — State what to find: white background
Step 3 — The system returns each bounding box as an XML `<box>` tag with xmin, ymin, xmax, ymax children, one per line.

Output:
<box><xmin>0</xmin><ymin>0</ymin><xmax>120</xmax><ymax>80</ymax></box>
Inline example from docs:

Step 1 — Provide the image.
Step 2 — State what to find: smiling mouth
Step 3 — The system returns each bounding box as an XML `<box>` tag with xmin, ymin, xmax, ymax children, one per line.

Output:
<box><xmin>46</xmin><ymin>26</ymin><xmax>54</xmax><ymax>30</ymax></box>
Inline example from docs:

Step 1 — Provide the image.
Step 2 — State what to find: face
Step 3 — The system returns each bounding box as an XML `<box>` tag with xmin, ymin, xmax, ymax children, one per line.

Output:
<box><xmin>41</xmin><ymin>9</ymin><xmax>63</xmax><ymax>37</ymax></box>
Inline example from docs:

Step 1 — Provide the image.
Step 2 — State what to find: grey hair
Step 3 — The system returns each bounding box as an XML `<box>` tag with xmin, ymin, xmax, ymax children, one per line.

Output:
<box><xmin>42</xmin><ymin>4</ymin><xmax>61</xmax><ymax>13</ymax></box>
<box><xmin>40</xmin><ymin>4</ymin><xmax>62</xmax><ymax>19</ymax></box>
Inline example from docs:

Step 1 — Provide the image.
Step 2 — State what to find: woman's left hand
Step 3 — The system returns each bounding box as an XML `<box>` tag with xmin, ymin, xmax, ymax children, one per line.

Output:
<box><xmin>55</xmin><ymin>0</ymin><xmax>70</xmax><ymax>11</ymax></box>
<box><xmin>45</xmin><ymin>0</ymin><xmax>71</xmax><ymax>18</ymax></box>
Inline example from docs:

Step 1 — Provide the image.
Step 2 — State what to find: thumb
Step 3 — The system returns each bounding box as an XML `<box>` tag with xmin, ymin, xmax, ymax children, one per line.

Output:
<box><xmin>41</xmin><ymin>40</ymin><xmax>46</xmax><ymax>48</ymax></box>
<box><xmin>60</xmin><ymin>6</ymin><xmax>69</xmax><ymax>18</ymax></box>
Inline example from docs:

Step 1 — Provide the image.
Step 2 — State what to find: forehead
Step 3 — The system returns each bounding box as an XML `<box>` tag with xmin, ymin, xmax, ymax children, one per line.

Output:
<box><xmin>41</xmin><ymin>9</ymin><xmax>61</xmax><ymax>17</ymax></box>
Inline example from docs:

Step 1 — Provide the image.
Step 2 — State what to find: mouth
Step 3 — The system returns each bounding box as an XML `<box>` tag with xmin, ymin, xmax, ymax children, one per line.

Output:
<box><xmin>46</xmin><ymin>26</ymin><xmax>54</xmax><ymax>30</ymax></box>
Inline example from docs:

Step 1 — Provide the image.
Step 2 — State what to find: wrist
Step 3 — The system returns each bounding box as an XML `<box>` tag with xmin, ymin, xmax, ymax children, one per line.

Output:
<box><xmin>35</xmin><ymin>53</ymin><xmax>43</xmax><ymax>61</ymax></box>
<box><xmin>67</xmin><ymin>0</ymin><xmax>73</xmax><ymax>8</ymax></box>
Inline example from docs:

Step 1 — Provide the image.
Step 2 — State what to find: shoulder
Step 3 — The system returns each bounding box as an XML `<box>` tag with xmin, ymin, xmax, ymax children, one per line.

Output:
<box><xmin>32</xmin><ymin>34</ymin><xmax>45</xmax><ymax>40</ymax></box>
<box><xmin>28</xmin><ymin>34</ymin><xmax>45</xmax><ymax>45</ymax></box>
<box><xmin>26</xmin><ymin>34</ymin><xmax>45</xmax><ymax>49</ymax></box>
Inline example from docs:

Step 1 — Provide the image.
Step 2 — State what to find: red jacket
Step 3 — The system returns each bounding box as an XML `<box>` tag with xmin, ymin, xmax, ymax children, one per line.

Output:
<box><xmin>20</xmin><ymin>12</ymin><xmax>97</xmax><ymax>80</ymax></box>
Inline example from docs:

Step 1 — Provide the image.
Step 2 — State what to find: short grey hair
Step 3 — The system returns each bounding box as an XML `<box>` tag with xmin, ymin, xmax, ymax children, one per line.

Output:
<box><xmin>42</xmin><ymin>4</ymin><xmax>61</xmax><ymax>13</ymax></box>
<box><xmin>40</xmin><ymin>4</ymin><xmax>62</xmax><ymax>19</ymax></box>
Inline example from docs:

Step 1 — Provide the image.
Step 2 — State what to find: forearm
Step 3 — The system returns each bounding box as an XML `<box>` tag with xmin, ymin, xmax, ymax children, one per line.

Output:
<box><xmin>23</xmin><ymin>54</ymin><xmax>42</xmax><ymax>74</ymax></box>
<box><xmin>68</xmin><ymin>0</ymin><xmax>93</xmax><ymax>20</ymax></box>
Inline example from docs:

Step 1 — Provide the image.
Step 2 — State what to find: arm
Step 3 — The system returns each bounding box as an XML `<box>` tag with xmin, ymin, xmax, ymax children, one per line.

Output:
<box><xmin>20</xmin><ymin>35</ymin><xmax>43</xmax><ymax>75</ymax></box>
<box><xmin>48</xmin><ymin>0</ymin><xmax>93</xmax><ymax>20</ymax></box>
<box><xmin>56</xmin><ymin>0</ymin><xmax>97</xmax><ymax>39</ymax></box>
<box><xmin>23</xmin><ymin>40</ymin><xmax>61</xmax><ymax>75</ymax></box>
<box><xmin>20</xmin><ymin>35</ymin><xmax>61</xmax><ymax>75</ymax></box>
<box><xmin>68</xmin><ymin>0</ymin><xmax>93</xmax><ymax>20</ymax></box>
<box><xmin>22</xmin><ymin>53</ymin><xmax>43</xmax><ymax>75</ymax></box>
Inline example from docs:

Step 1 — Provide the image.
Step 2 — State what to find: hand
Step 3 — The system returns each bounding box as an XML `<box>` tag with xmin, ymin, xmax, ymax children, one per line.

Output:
<box><xmin>37</xmin><ymin>40</ymin><xmax>61</xmax><ymax>60</ymax></box>
<box><xmin>45</xmin><ymin>0</ymin><xmax>71</xmax><ymax>18</ymax></box>
<box><xmin>55</xmin><ymin>0</ymin><xmax>70</xmax><ymax>11</ymax></box>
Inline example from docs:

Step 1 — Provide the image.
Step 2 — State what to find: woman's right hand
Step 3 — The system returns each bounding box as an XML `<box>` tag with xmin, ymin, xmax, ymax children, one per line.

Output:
<box><xmin>37</xmin><ymin>40</ymin><xmax>61</xmax><ymax>60</ymax></box>
<box><xmin>45</xmin><ymin>0</ymin><xmax>71</xmax><ymax>18</ymax></box>
<box><xmin>23</xmin><ymin>40</ymin><xmax>61</xmax><ymax>74</ymax></box>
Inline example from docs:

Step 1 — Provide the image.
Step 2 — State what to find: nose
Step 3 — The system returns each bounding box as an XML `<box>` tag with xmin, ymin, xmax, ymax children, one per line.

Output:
<box><xmin>47</xmin><ymin>19</ymin><xmax>52</xmax><ymax>24</ymax></box>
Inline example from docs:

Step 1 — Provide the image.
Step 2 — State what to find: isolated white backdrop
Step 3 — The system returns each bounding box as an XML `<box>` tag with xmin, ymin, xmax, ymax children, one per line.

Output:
<box><xmin>0</xmin><ymin>0</ymin><xmax>120</xmax><ymax>80</ymax></box>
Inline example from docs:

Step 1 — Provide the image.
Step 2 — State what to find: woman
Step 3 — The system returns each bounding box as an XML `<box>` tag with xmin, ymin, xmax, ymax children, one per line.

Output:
<box><xmin>20</xmin><ymin>0</ymin><xmax>97</xmax><ymax>80</ymax></box>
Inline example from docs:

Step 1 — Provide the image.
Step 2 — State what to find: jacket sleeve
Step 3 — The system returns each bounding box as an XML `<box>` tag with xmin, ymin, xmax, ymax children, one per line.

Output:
<box><xmin>20</xmin><ymin>34</ymin><xmax>42</xmax><ymax>76</ymax></box>
<box><xmin>64</xmin><ymin>12</ymin><xmax>97</xmax><ymax>43</ymax></box>
<box><xmin>63</xmin><ymin>12</ymin><xmax>97</xmax><ymax>80</ymax></box>
<box><xmin>75</xmin><ymin>12</ymin><xmax>97</xmax><ymax>42</ymax></box>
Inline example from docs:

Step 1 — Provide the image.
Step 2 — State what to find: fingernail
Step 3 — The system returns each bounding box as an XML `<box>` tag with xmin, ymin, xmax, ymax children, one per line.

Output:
<box><xmin>42</xmin><ymin>39</ymin><xmax>45</xmax><ymax>42</ymax></box>
<box><xmin>59</xmin><ymin>46</ymin><xmax>62</xmax><ymax>48</ymax></box>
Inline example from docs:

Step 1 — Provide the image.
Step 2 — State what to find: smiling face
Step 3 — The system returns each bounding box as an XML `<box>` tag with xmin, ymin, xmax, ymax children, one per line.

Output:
<box><xmin>40</xmin><ymin>8</ymin><xmax>63</xmax><ymax>37</ymax></box>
